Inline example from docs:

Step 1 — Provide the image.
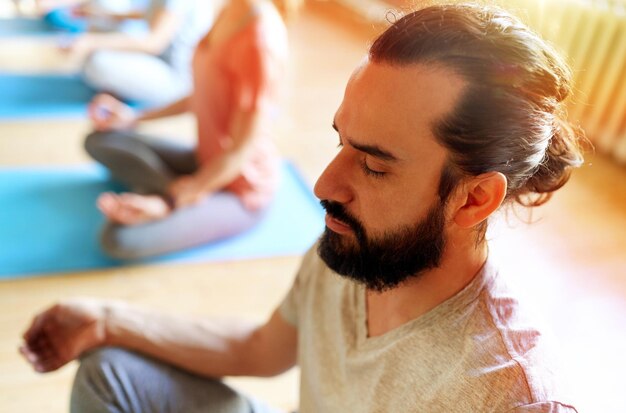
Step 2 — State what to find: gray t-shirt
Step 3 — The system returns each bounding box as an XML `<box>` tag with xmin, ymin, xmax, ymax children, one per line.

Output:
<box><xmin>280</xmin><ymin>244</ymin><xmax>577</xmax><ymax>412</ymax></box>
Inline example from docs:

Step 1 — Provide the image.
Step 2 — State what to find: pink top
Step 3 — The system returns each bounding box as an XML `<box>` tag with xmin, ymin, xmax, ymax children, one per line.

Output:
<box><xmin>191</xmin><ymin>6</ymin><xmax>288</xmax><ymax>210</ymax></box>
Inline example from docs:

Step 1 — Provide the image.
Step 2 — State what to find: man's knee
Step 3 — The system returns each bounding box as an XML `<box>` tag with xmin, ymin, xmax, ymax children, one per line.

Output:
<box><xmin>72</xmin><ymin>347</ymin><xmax>255</xmax><ymax>413</ymax></box>
<box><xmin>74</xmin><ymin>347</ymin><xmax>126</xmax><ymax>382</ymax></box>
<box><xmin>71</xmin><ymin>347</ymin><xmax>132</xmax><ymax>413</ymax></box>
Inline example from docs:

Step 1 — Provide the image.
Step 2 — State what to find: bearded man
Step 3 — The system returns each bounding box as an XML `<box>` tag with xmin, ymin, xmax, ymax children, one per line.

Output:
<box><xmin>21</xmin><ymin>4</ymin><xmax>583</xmax><ymax>412</ymax></box>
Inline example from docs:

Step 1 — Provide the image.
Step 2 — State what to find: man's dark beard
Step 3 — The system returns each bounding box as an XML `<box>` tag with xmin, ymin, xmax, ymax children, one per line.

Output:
<box><xmin>317</xmin><ymin>199</ymin><xmax>447</xmax><ymax>292</ymax></box>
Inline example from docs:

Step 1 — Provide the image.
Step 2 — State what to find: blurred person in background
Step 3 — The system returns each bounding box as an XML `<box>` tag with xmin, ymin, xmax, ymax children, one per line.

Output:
<box><xmin>34</xmin><ymin>0</ymin><xmax>219</xmax><ymax>106</ymax></box>
<box><xmin>81</xmin><ymin>0</ymin><xmax>288</xmax><ymax>259</ymax></box>
<box><xmin>21</xmin><ymin>4</ymin><xmax>583</xmax><ymax>412</ymax></box>
<box><xmin>33</xmin><ymin>0</ymin><xmax>149</xmax><ymax>33</ymax></box>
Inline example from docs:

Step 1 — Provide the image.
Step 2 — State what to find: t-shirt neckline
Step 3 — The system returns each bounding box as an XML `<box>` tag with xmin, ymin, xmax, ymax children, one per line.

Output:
<box><xmin>354</xmin><ymin>259</ymin><xmax>495</xmax><ymax>350</ymax></box>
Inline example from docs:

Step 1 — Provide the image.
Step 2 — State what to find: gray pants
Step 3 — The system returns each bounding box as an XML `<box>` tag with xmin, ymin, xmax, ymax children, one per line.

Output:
<box><xmin>71</xmin><ymin>347</ymin><xmax>285</xmax><ymax>413</ymax></box>
<box><xmin>82</xmin><ymin>50</ymin><xmax>191</xmax><ymax>107</ymax></box>
<box><xmin>85</xmin><ymin>131</ymin><xmax>266</xmax><ymax>260</ymax></box>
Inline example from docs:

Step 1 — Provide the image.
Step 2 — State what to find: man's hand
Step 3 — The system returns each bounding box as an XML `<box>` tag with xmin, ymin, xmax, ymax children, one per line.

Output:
<box><xmin>20</xmin><ymin>298</ymin><xmax>109</xmax><ymax>373</ymax></box>
<box><xmin>88</xmin><ymin>93</ymin><xmax>138</xmax><ymax>131</ymax></box>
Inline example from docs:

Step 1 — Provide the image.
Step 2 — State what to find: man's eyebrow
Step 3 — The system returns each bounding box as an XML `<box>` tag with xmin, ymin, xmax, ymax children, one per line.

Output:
<box><xmin>348</xmin><ymin>139</ymin><xmax>399</xmax><ymax>162</ymax></box>
<box><xmin>333</xmin><ymin>118</ymin><xmax>400</xmax><ymax>162</ymax></box>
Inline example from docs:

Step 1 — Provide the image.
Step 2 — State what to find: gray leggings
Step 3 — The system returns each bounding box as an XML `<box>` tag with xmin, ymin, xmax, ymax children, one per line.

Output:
<box><xmin>82</xmin><ymin>50</ymin><xmax>191</xmax><ymax>107</ymax></box>
<box><xmin>71</xmin><ymin>347</ymin><xmax>285</xmax><ymax>413</ymax></box>
<box><xmin>85</xmin><ymin>131</ymin><xmax>266</xmax><ymax>260</ymax></box>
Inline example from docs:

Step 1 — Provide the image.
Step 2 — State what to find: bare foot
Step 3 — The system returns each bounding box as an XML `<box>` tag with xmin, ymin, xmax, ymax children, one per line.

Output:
<box><xmin>97</xmin><ymin>192</ymin><xmax>172</xmax><ymax>225</ymax></box>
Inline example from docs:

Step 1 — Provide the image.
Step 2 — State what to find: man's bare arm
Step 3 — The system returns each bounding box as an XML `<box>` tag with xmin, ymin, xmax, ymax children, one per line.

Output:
<box><xmin>106</xmin><ymin>303</ymin><xmax>298</xmax><ymax>378</ymax></box>
<box><xmin>21</xmin><ymin>299</ymin><xmax>298</xmax><ymax>378</ymax></box>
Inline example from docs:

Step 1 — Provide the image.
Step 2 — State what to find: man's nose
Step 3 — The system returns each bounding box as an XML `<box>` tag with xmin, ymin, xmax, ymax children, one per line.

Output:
<box><xmin>314</xmin><ymin>151</ymin><xmax>353</xmax><ymax>205</ymax></box>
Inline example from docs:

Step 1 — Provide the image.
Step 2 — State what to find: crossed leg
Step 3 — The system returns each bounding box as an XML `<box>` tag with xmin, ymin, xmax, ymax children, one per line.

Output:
<box><xmin>71</xmin><ymin>347</ymin><xmax>285</xmax><ymax>413</ymax></box>
<box><xmin>84</xmin><ymin>130</ymin><xmax>267</xmax><ymax>259</ymax></box>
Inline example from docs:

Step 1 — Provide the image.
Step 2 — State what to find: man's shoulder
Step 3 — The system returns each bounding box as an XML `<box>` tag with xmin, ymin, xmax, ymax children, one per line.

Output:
<box><xmin>450</xmin><ymin>263</ymin><xmax>576</xmax><ymax>411</ymax></box>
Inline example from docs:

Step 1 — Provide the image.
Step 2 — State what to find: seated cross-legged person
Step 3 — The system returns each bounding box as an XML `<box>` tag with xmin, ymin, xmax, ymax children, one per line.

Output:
<box><xmin>21</xmin><ymin>4</ymin><xmax>583</xmax><ymax>413</ymax></box>
<box><xmin>84</xmin><ymin>0</ymin><xmax>288</xmax><ymax>259</ymax></box>
<box><xmin>47</xmin><ymin>0</ymin><xmax>218</xmax><ymax>106</ymax></box>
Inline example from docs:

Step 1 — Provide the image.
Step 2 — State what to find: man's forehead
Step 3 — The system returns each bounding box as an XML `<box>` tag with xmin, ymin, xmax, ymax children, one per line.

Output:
<box><xmin>344</xmin><ymin>59</ymin><xmax>465</xmax><ymax>121</ymax></box>
<box><xmin>335</xmin><ymin>59</ymin><xmax>466</xmax><ymax>156</ymax></box>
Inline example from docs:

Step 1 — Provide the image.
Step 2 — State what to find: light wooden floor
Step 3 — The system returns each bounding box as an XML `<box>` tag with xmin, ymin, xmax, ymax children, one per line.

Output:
<box><xmin>1</xmin><ymin>2</ymin><xmax>625</xmax><ymax>412</ymax></box>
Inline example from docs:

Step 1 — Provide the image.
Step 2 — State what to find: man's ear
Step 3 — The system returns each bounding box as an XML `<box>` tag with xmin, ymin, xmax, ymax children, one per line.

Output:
<box><xmin>452</xmin><ymin>172</ymin><xmax>507</xmax><ymax>228</ymax></box>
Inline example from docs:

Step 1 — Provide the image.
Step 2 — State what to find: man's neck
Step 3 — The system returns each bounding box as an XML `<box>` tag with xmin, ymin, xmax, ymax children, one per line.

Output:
<box><xmin>365</xmin><ymin>239</ymin><xmax>489</xmax><ymax>338</ymax></box>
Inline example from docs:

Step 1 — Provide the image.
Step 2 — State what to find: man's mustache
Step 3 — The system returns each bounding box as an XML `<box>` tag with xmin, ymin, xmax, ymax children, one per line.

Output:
<box><xmin>319</xmin><ymin>200</ymin><xmax>363</xmax><ymax>234</ymax></box>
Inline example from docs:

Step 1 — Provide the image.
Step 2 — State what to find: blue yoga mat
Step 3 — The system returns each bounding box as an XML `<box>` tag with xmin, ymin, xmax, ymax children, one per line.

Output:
<box><xmin>0</xmin><ymin>73</ymin><xmax>96</xmax><ymax>119</ymax></box>
<box><xmin>0</xmin><ymin>15</ymin><xmax>147</xmax><ymax>36</ymax></box>
<box><xmin>0</xmin><ymin>162</ymin><xmax>325</xmax><ymax>279</ymax></box>
<box><xmin>0</xmin><ymin>18</ymin><xmax>60</xmax><ymax>36</ymax></box>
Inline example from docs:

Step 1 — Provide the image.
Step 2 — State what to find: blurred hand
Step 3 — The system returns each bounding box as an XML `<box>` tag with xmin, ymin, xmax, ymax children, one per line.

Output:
<box><xmin>168</xmin><ymin>175</ymin><xmax>207</xmax><ymax>208</ymax></box>
<box><xmin>59</xmin><ymin>34</ymin><xmax>95</xmax><ymax>63</ymax></box>
<box><xmin>72</xmin><ymin>3</ymin><xmax>104</xmax><ymax>18</ymax></box>
<box><xmin>20</xmin><ymin>298</ymin><xmax>109</xmax><ymax>373</ymax></box>
<box><xmin>88</xmin><ymin>93</ymin><xmax>137</xmax><ymax>131</ymax></box>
